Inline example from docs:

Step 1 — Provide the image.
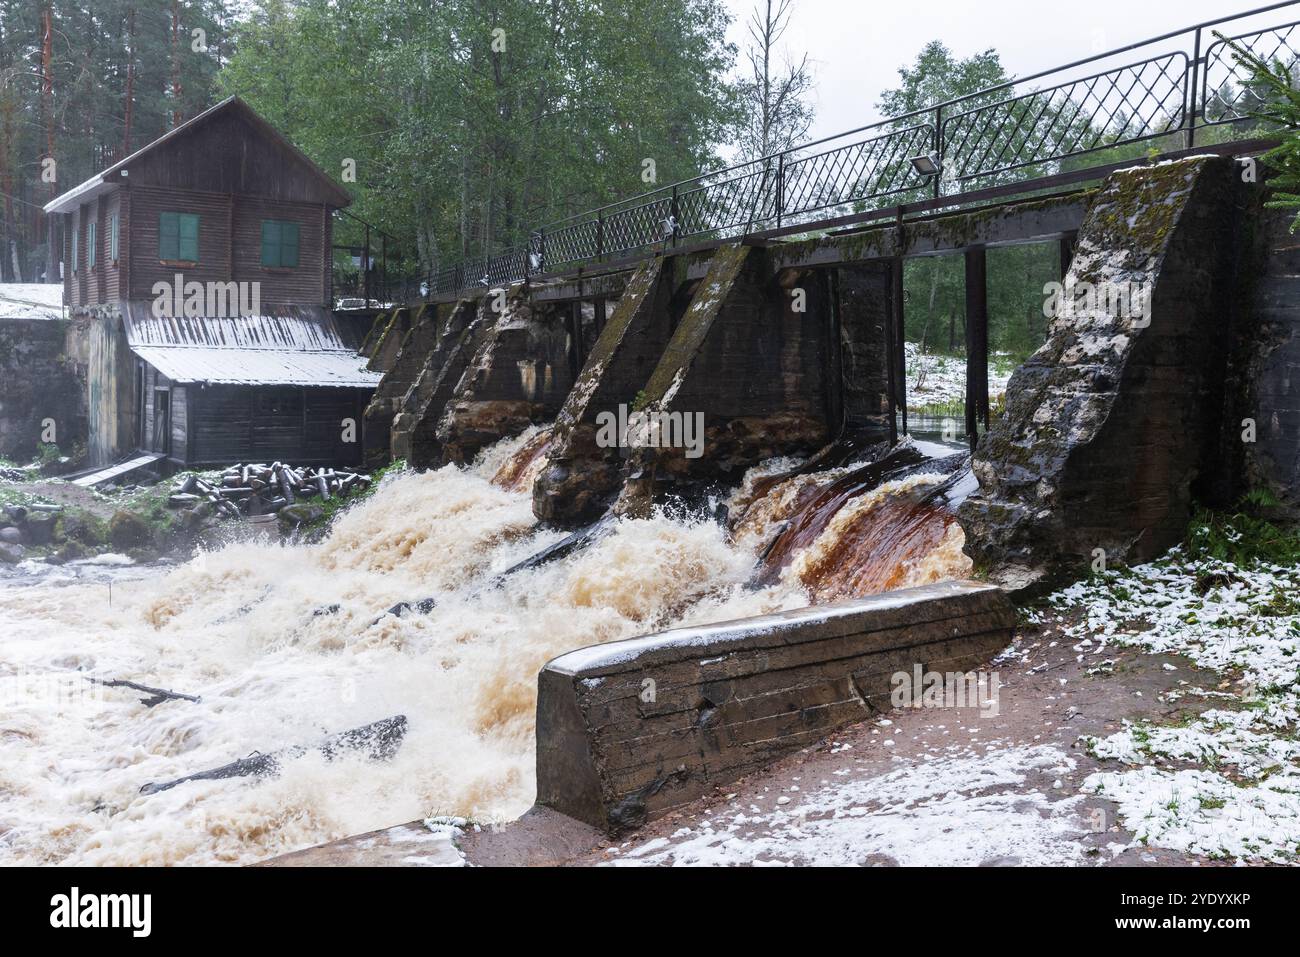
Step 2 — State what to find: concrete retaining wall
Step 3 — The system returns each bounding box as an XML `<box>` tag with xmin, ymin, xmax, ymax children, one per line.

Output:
<box><xmin>535</xmin><ymin>579</ymin><xmax>1014</xmax><ymax>833</ymax></box>
<box><xmin>0</xmin><ymin>316</ymin><xmax>87</xmax><ymax>460</ymax></box>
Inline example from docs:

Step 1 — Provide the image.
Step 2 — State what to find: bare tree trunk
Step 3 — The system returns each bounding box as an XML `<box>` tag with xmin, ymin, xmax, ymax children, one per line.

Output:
<box><xmin>42</xmin><ymin>4</ymin><xmax>56</xmax><ymax>278</ymax></box>
<box><xmin>170</xmin><ymin>1</ymin><xmax>183</xmax><ymax>127</ymax></box>
<box><xmin>123</xmin><ymin>6</ymin><xmax>136</xmax><ymax>153</ymax></box>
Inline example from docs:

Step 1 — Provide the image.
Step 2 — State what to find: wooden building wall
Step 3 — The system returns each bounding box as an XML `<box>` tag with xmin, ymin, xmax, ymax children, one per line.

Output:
<box><xmin>64</xmin><ymin>191</ymin><xmax>126</xmax><ymax>311</ymax></box>
<box><xmin>186</xmin><ymin>384</ymin><xmax>367</xmax><ymax>466</ymax></box>
<box><xmin>138</xmin><ymin>364</ymin><xmax>188</xmax><ymax>463</ymax></box>
<box><xmin>61</xmin><ymin>101</ymin><xmax>346</xmax><ymax>312</ymax></box>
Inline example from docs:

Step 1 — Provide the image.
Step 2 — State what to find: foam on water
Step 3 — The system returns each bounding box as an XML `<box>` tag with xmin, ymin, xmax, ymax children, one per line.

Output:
<box><xmin>0</xmin><ymin>436</ymin><xmax>804</xmax><ymax>865</ymax></box>
<box><xmin>0</xmin><ymin>433</ymin><xmax>973</xmax><ymax>865</ymax></box>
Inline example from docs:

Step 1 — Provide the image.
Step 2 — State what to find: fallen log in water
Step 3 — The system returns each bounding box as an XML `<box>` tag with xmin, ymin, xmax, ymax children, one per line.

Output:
<box><xmin>497</xmin><ymin>513</ymin><xmax>617</xmax><ymax>581</ymax></box>
<box><xmin>138</xmin><ymin>715</ymin><xmax>408</xmax><ymax>796</ymax></box>
<box><xmin>362</xmin><ymin>514</ymin><xmax>619</xmax><ymax>629</ymax></box>
<box><xmin>91</xmin><ymin>677</ymin><xmax>202</xmax><ymax>707</ymax></box>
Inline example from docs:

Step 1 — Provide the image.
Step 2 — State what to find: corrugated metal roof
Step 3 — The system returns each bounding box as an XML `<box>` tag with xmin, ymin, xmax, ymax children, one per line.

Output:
<box><xmin>123</xmin><ymin>303</ymin><xmax>377</xmax><ymax>388</ymax></box>
<box><xmin>132</xmin><ymin>345</ymin><xmax>382</xmax><ymax>388</ymax></box>
<box><xmin>123</xmin><ymin>304</ymin><xmax>351</xmax><ymax>351</ymax></box>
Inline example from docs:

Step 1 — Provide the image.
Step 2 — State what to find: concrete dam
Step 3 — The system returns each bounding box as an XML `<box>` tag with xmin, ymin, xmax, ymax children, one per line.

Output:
<box><xmin>335</xmin><ymin>151</ymin><xmax>1293</xmax><ymax>832</ymax></box>
<box><xmin>5</xmin><ymin>4</ymin><xmax>1300</xmax><ymax>866</ymax></box>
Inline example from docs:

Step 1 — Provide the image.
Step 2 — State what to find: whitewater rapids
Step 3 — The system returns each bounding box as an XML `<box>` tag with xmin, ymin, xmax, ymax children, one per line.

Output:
<box><xmin>0</xmin><ymin>428</ymin><xmax>971</xmax><ymax>865</ymax></box>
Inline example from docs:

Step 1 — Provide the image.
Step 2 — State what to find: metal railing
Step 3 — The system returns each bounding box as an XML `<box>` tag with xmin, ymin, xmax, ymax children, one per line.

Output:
<box><xmin>417</xmin><ymin>1</ymin><xmax>1300</xmax><ymax>300</ymax></box>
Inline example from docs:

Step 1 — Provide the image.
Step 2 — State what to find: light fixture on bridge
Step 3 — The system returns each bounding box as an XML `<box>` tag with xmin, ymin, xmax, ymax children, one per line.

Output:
<box><xmin>662</xmin><ymin>215</ymin><xmax>678</xmax><ymax>240</ymax></box>
<box><xmin>528</xmin><ymin>250</ymin><xmax>543</xmax><ymax>271</ymax></box>
<box><xmin>909</xmin><ymin>152</ymin><xmax>942</xmax><ymax>176</ymax></box>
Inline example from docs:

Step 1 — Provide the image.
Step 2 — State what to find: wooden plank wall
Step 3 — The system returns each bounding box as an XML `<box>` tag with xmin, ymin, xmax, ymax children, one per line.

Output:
<box><xmin>188</xmin><ymin>384</ymin><xmax>366</xmax><ymax>465</ymax></box>
<box><xmin>536</xmin><ymin>581</ymin><xmax>1016</xmax><ymax>833</ymax></box>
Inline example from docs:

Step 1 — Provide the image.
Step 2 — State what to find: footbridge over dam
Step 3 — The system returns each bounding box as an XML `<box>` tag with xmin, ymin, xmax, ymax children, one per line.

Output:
<box><xmin>354</xmin><ymin>1</ymin><xmax>1300</xmax><ymax>596</ymax></box>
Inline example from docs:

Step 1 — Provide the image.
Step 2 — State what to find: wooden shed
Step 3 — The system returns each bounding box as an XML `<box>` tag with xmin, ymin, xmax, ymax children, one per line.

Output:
<box><xmin>43</xmin><ymin>96</ymin><xmax>378</xmax><ymax>468</ymax></box>
<box><xmin>119</xmin><ymin>305</ymin><xmax>377</xmax><ymax>467</ymax></box>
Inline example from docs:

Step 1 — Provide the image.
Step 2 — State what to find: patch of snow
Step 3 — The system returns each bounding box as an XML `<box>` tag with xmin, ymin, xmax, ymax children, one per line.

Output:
<box><xmin>1054</xmin><ymin>546</ymin><xmax>1300</xmax><ymax>864</ymax></box>
<box><xmin>0</xmin><ymin>283</ymin><xmax>63</xmax><ymax>321</ymax></box>
<box><xmin>608</xmin><ymin>745</ymin><xmax>1091</xmax><ymax>867</ymax></box>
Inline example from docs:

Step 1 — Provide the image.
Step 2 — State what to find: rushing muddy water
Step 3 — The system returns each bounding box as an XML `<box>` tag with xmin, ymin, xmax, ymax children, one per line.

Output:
<box><xmin>0</xmin><ymin>430</ymin><xmax>973</xmax><ymax>865</ymax></box>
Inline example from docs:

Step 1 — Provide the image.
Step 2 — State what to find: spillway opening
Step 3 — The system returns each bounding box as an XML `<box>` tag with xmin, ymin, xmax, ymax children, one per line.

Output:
<box><xmin>901</xmin><ymin>242</ymin><xmax>1059</xmax><ymax>447</ymax></box>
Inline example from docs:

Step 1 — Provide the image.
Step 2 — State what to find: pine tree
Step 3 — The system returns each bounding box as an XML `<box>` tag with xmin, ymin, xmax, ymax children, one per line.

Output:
<box><xmin>1224</xmin><ymin>33</ymin><xmax>1300</xmax><ymax>231</ymax></box>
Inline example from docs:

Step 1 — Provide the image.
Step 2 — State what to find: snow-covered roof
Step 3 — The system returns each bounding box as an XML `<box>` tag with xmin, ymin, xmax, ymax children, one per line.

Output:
<box><xmin>123</xmin><ymin>306</ymin><xmax>353</xmax><ymax>351</ymax></box>
<box><xmin>121</xmin><ymin>302</ymin><xmax>378</xmax><ymax>388</ymax></box>
<box><xmin>0</xmin><ymin>283</ymin><xmax>64</xmax><ymax>321</ymax></box>
<box><xmin>130</xmin><ymin>344</ymin><xmax>381</xmax><ymax>388</ymax></box>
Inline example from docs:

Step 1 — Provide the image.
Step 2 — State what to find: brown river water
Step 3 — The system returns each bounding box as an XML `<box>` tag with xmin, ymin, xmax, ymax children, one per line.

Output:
<box><xmin>0</xmin><ymin>427</ymin><xmax>971</xmax><ymax>864</ymax></box>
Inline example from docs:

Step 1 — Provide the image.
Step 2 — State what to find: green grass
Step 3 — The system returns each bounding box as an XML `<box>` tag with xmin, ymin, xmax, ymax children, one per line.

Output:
<box><xmin>312</xmin><ymin>459</ymin><xmax>407</xmax><ymax>528</ymax></box>
<box><xmin>1184</xmin><ymin>491</ymin><xmax>1300</xmax><ymax>567</ymax></box>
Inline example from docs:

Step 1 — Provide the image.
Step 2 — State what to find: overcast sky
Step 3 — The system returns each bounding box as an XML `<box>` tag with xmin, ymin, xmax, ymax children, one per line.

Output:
<box><xmin>718</xmin><ymin>0</ymin><xmax>1290</xmax><ymax>140</ymax></box>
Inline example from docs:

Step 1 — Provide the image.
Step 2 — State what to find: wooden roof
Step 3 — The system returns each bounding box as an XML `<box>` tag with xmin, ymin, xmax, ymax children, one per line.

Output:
<box><xmin>45</xmin><ymin>97</ymin><xmax>353</xmax><ymax>214</ymax></box>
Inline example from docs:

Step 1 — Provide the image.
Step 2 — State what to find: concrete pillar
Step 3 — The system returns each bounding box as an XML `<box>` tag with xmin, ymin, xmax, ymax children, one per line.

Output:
<box><xmin>533</xmin><ymin>257</ymin><xmax>677</xmax><ymax>525</ymax></box>
<box><xmin>959</xmin><ymin>156</ymin><xmax>1240</xmax><ymax>589</ymax></box>
<box><xmin>437</xmin><ymin>284</ymin><xmax>576</xmax><ymax>465</ymax></box>
<box><xmin>615</xmin><ymin>244</ymin><xmax>831</xmax><ymax>515</ymax></box>
<box><xmin>365</xmin><ymin>307</ymin><xmax>412</xmax><ymax>374</ymax></box>
<box><xmin>361</xmin><ymin>303</ymin><xmax>440</xmax><ymax>468</ymax></box>
<box><xmin>834</xmin><ymin>262</ymin><xmax>894</xmax><ymax>444</ymax></box>
<box><xmin>394</xmin><ymin>297</ymin><xmax>489</xmax><ymax>469</ymax></box>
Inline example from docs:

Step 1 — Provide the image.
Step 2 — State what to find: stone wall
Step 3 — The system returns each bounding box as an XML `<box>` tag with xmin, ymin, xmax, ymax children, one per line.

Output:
<box><xmin>535</xmin><ymin>580</ymin><xmax>1014</xmax><ymax>833</ymax></box>
<box><xmin>959</xmin><ymin>157</ymin><xmax>1240</xmax><ymax>588</ymax></box>
<box><xmin>0</xmin><ymin>317</ymin><xmax>87</xmax><ymax>461</ymax></box>
<box><xmin>1241</xmin><ymin>206</ymin><xmax>1300</xmax><ymax>515</ymax></box>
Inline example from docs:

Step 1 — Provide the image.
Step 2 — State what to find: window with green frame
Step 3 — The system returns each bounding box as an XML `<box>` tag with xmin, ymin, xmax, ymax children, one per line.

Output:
<box><xmin>110</xmin><ymin>213</ymin><xmax>119</xmax><ymax>263</ymax></box>
<box><xmin>87</xmin><ymin>221</ymin><xmax>96</xmax><ymax>269</ymax></box>
<box><xmin>159</xmin><ymin>212</ymin><xmax>200</xmax><ymax>262</ymax></box>
<box><xmin>260</xmin><ymin>220</ymin><xmax>300</xmax><ymax>268</ymax></box>
<box><xmin>71</xmin><ymin>228</ymin><xmax>78</xmax><ymax>275</ymax></box>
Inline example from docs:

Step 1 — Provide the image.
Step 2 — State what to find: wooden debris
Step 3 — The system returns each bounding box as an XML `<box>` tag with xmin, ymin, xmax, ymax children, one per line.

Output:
<box><xmin>91</xmin><ymin>677</ymin><xmax>202</xmax><ymax>707</ymax></box>
<box><xmin>139</xmin><ymin>715</ymin><xmax>408</xmax><ymax>795</ymax></box>
<box><xmin>167</xmin><ymin>463</ymin><xmax>372</xmax><ymax>520</ymax></box>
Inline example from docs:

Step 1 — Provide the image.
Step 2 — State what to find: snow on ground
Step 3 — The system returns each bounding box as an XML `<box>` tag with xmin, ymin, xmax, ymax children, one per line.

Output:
<box><xmin>607</xmin><ymin>744</ymin><xmax>1092</xmax><ymax>867</ymax></box>
<box><xmin>905</xmin><ymin>342</ymin><xmax>1015</xmax><ymax>409</ymax></box>
<box><xmin>0</xmin><ymin>283</ymin><xmax>63</xmax><ymax>321</ymax></box>
<box><xmin>1050</xmin><ymin>542</ymin><xmax>1300</xmax><ymax>864</ymax></box>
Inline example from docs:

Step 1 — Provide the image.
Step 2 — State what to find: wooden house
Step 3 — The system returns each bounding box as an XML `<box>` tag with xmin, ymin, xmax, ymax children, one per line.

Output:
<box><xmin>44</xmin><ymin>96</ymin><xmax>379</xmax><ymax>468</ymax></box>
